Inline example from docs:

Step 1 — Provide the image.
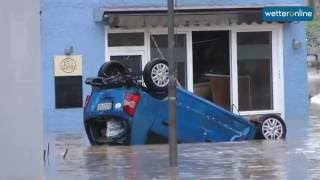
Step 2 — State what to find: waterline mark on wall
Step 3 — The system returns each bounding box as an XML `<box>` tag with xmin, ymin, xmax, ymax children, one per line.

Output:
<box><xmin>263</xmin><ymin>6</ymin><xmax>314</xmax><ymax>22</ymax></box>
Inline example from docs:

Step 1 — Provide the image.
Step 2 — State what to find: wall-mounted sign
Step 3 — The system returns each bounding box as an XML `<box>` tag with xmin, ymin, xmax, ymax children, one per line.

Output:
<box><xmin>262</xmin><ymin>6</ymin><xmax>314</xmax><ymax>22</ymax></box>
<box><xmin>54</xmin><ymin>55</ymin><xmax>82</xmax><ymax>76</ymax></box>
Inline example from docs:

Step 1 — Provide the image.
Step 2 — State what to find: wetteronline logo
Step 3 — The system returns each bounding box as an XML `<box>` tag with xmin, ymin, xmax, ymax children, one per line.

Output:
<box><xmin>263</xmin><ymin>6</ymin><xmax>314</xmax><ymax>22</ymax></box>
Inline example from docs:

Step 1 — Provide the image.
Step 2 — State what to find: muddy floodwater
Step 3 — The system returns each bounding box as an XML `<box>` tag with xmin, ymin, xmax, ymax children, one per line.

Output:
<box><xmin>44</xmin><ymin>103</ymin><xmax>320</xmax><ymax>180</ymax></box>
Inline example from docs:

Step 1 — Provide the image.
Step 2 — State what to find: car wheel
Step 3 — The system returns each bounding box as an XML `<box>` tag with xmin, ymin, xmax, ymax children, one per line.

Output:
<box><xmin>256</xmin><ymin>114</ymin><xmax>287</xmax><ymax>140</ymax></box>
<box><xmin>84</xmin><ymin>122</ymin><xmax>97</xmax><ymax>145</ymax></box>
<box><xmin>98</xmin><ymin>61</ymin><xmax>128</xmax><ymax>78</ymax></box>
<box><xmin>143</xmin><ymin>59</ymin><xmax>169</xmax><ymax>92</ymax></box>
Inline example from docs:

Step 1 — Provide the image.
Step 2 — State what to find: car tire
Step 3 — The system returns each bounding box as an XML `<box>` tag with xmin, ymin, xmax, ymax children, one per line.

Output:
<box><xmin>143</xmin><ymin>59</ymin><xmax>169</xmax><ymax>92</ymax></box>
<box><xmin>256</xmin><ymin>114</ymin><xmax>287</xmax><ymax>140</ymax></box>
<box><xmin>98</xmin><ymin>61</ymin><xmax>128</xmax><ymax>78</ymax></box>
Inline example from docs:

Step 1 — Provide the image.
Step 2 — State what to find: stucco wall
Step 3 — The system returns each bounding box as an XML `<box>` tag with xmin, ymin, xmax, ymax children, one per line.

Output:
<box><xmin>41</xmin><ymin>0</ymin><xmax>308</xmax><ymax>137</ymax></box>
<box><xmin>283</xmin><ymin>22</ymin><xmax>309</xmax><ymax>137</ymax></box>
<box><xmin>0</xmin><ymin>0</ymin><xmax>43</xmax><ymax>179</ymax></box>
<box><xmin>41</xmin><ymin>0</ymin><xmax>106</xmax><ymax>133</ymax></box>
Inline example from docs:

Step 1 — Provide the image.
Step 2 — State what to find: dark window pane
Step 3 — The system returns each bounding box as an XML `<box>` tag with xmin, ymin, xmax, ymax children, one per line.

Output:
<box><xmin>110</xmin><ymin>55</ymin><xmax>142</xmax><ymax>74</ymax></box>
<box><xmin>237</xmin><ymin>31</ymin><xmax>273</xmax><ymax>111</ymax></box>
<box><xmin>237</xmin><ymin>32</ymin><xmax>271</xmax><ymax>45</ymax></box>
<box><xmin>108</xmin><ymin>33</ymin><xmax>144</xmax><ymax>47</ymax></box>
<box><xmin>192</xmin><ymin>31</ymin><xmax>230</xmax><ymax>110</ymax></box>
<box><xmin>55</xmin><ymin>76</ymin><xmax>83</xmax><ymax>108</ymax></box>
<box><xmin>150</xmin><ymin>34</ymin><xmax>187</xmax><ymax>87</ymax></box>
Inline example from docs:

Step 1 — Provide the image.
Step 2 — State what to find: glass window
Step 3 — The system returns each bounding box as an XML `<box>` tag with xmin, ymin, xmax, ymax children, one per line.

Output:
<box><xmin>108</xmin><ymin>33</ymin><xmax>144</xmax><ymax>47</ymax></box>
<box><xmin>237</xmin><ymin>31</ymin><xmax>273</xmax><ymax>111</ymax></box>
<box><xmin>192</xmin><ymin>31</ymin><xmax>230</xmax><ymax>110</ymax></box>
<box><xmin>150</xmin><ymin>34</ymin><xmax>187</xmax><ymax>87</ymax></box>
<box><xmin>55</xmin><ymin>76</ymin><xmax>83</xmax><ymax>108</ymax></box>
<box><xmin>110</xmin><ymin>55</ymin><xmax>142</xmax><ymax>74</ymax></box>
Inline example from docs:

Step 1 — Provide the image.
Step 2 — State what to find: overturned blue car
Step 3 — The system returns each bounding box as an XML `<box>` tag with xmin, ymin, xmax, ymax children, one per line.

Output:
<box><xmin>84</xmin><ymin>59</ymin><xmax>286</xmax><ymax>145</ymax></box>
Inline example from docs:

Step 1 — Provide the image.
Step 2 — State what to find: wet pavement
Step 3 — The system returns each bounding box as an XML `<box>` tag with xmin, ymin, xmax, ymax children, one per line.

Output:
<box><xmin>44</xmin><ymin>103</ymin><xmax>320</xmax><ymax>180</ymax></box>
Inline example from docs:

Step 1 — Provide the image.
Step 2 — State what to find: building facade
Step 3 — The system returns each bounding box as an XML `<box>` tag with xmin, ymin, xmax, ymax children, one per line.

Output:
<box><xmin>41</xmin><ymin>0</ymin><xmax>309</xmax><ymax>137</ymax></box>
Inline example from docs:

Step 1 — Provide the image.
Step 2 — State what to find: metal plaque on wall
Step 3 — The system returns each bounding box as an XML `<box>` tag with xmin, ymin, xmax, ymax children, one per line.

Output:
<box><xmin>54</xmin><ymin>55</ymin><xmax>82</xmax><ymax>76</ymax></box>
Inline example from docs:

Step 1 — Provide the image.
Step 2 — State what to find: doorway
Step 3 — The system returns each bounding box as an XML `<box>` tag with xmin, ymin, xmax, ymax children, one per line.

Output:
<box><xmin>192</xmin><ymin>31</ymin><xmax>230</xmax><ymax>110</ymax></box>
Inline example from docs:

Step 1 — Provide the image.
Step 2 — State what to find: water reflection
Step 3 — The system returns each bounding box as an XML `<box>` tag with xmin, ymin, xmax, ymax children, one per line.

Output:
<box><xmin>45</xmin><ymin>104</ymin><xmax>320</xmax><ymax>179</ymax></box>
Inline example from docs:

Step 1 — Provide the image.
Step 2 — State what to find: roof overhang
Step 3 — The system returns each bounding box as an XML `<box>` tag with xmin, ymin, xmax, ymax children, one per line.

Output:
<box><xmin>94</xmin><ymin>4</ymin><xmax>301</xmax><ymax>28</ymax></box>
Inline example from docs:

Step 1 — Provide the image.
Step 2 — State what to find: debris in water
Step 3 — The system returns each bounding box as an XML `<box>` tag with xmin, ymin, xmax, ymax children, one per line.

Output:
<box><xmin>47</xmin><ymin>143</ymin><xmax>50</xmax><ymax>160</ymax></box>
<box><xmin>63</xmin><ymin>148</ymin><xmax>69</xmax><ymax>159</ymax></box>
<box><xmin>43</xmin><ymin>149</ymin><xmax>46</xmax><ymax>162</ymax></box>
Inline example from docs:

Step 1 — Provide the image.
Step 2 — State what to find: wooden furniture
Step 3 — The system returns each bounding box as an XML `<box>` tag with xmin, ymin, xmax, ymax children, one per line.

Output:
<box><xmin>205</xmin><ymin>74</ymin><xmax>252</xmax><ymax>110</ymax></box>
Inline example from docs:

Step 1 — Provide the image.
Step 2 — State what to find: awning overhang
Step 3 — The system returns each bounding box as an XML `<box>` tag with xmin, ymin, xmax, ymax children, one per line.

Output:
<box><xmin>93</xmin><ymin>4</ymin><xmax>299</xmax><ymax>28</ymax></box>
<box><xmin>94</xmin><ymin>6</ymin><xmax>262</xmax><ymax>28</ymax></box>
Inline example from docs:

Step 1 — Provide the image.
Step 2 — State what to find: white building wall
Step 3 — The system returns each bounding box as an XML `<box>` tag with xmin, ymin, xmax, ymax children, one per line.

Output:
<box><xmin>0</xmin><ymin>0</ymin><xmax>43</xmax><ymax>179</ymax></box>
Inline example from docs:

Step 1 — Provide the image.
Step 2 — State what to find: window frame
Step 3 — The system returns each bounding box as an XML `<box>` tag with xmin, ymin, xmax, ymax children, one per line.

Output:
<box><xmin>105</xmin><ymin>24</ymin><xmax>284</xmax><ymax>117</ymax></box>
<box><xmin>231</xmin><ymin>26</ymin><xmax>283</xmax><ymax>116</ymax></box>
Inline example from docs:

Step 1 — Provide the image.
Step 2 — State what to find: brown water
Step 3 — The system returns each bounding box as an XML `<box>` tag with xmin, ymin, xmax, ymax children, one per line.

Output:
<box><xmin>44</xmin><ymin>104</ymin><xmax>320</xmax><ymax>180</ymax></box>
